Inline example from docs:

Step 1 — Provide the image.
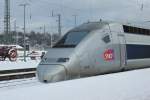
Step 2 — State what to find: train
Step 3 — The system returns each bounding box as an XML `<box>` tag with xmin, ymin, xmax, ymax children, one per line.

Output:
<box><xmin>37</xmin><ymin>21</ymin><xmax>150</xmax><ymax>83</ymax></box>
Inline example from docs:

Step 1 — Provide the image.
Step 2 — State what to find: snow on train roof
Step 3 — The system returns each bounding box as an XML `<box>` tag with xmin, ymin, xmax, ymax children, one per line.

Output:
<box><xmin>70</xmin><ymin>21</ymin><xmax>110</xmax><ymax>32</ymax></box>
<box><xmin>0</xmin><ymin>68</ymin><xmax>150</xmax><ymax>100</ymax></box>
<box><xmin>70</xmin><ymin>21</ymin><xmax>150</xmax><ymax>32</ymax></box>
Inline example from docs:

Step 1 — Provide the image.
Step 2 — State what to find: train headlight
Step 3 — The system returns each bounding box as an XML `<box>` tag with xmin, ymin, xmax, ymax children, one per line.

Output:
<box><xmin>57</xmin><ymin>58</ymin><xmax>69</xmax><ymax>62</ymax></box>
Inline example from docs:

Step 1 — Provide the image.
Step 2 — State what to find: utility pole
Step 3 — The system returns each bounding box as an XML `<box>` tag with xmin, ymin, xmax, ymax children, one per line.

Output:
<box><xmin>19</xmin><ymin>3</ymin><xmax>29</xmax><ymax>62</ymax></box>
<box><xmin>14</xmin><ymin>20</ymin><xmax>18</xmax><ymax>44</ymax></box>
<box><xmin>4</xmin><ymin>0</ymin><xmax>11</xmax><ymax>44</ymax></box>
<box><xmin>43</xmin><ymin>25</ymin><xmax>46</xmax><ymax>34</ymax></box>
<box><xmin>73</xmin><ymin>15</ymin><xmax>77</xmax><ymax>27</ymax></box>
<box><xmin>0</xmin><ymin>18</ymin><xmax>1</xmax><ymax>33</ymax></box>
<box><xmin>51</xmin><ymin>11</ymin><xmax>62</xmax><ymax>38</ymax></box>
<box><xmin>50</xmin><ymin>33</ymin><xmax>53</xmax><ymax>48</ymax></box>
<box><xmin>58</xmin><ymin>14</ymin><xmax>61</xmax><ymax>38</ymax></box>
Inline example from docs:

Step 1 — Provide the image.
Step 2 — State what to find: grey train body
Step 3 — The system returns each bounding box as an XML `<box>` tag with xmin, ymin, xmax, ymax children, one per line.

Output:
<box><xmin>37</xmin><ymin>21</ymin><xmax>150</xmax><ymax>83</ymax></box>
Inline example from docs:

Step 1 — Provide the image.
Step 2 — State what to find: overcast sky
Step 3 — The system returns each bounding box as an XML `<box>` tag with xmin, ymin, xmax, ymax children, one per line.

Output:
<box><xmin>0</xmin><ymin>0</ymin><xmax>150</xmax><ymax>34</ymax></box>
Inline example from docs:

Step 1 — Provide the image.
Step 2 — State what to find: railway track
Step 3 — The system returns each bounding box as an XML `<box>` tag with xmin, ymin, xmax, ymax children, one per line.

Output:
<box><xmin>0</xmin><ymin>68</ymin><xmax>36</xmax><ymax>81</ymax></box>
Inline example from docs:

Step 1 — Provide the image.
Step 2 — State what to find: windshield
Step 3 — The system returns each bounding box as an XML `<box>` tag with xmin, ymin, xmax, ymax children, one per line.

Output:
<box><xmin>53</xmin><ymin>31</ymin><xmax>88</xmax><ymax>48</ymax></box>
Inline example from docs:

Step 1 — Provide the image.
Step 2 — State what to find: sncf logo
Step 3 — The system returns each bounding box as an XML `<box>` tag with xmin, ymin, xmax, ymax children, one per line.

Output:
<box><xmin>104</xmin><ymin>49</ymin><xmax>114</xmax><ymax>61</ymax></box>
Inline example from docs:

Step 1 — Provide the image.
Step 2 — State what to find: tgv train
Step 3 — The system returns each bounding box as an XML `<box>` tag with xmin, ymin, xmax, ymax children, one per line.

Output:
<box><xmin>37</xmin><ymin>21</ymin><xmax>150</xmax><ymax>83</ymax></box>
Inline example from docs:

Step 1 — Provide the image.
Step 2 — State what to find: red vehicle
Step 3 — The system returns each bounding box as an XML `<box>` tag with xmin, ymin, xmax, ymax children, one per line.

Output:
<box><xmin>0</xmin><ymin>46</ymin><xmax>17</xmax><ymax>61</ymax></box>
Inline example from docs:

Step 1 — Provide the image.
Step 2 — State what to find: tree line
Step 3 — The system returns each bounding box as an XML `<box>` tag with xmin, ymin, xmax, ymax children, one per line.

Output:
<box><xmin>0</xmin><ymin>31</ymin><xmax>60</xmax><ymax>48</ymax></box>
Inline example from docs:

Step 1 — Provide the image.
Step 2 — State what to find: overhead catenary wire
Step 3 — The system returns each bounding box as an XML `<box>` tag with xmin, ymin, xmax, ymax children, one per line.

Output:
<box><xmin>8</xmin><ymin>0</ymin><xmax>150</xmax><ymax>34</ymax></box>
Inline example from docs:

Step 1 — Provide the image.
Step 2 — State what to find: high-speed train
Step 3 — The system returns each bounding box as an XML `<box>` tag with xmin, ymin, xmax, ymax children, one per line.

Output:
<box><xmin>37</xmin><ymin>21</ymin><xmax>150</xmax><ymax>83</ymax></box>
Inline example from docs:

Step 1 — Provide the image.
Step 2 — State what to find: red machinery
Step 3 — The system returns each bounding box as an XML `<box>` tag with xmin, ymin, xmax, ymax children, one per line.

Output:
<box><xmin>0</xmin><ymin>46</ymin><xmax>17</xmax><ymax>61</ymax></box>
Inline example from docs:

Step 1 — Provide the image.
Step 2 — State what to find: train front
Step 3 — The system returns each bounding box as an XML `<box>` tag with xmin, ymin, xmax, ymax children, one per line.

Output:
<box><xmin>37</xmin><ymin>30</ymin><xmax>88</xmax><ymax>83</ymax></box>
<box><xmin>37</xmin><ymin>48</ymin><xmax>73</xmax><ymax>83</ymax></box>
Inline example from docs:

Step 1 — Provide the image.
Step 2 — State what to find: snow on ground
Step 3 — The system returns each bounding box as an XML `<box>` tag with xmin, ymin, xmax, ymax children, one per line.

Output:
<box><xmin>0</xmin><ymin>58</ymin><xmax>40</xmax><ymax>70</ymax></box>
<box><xmin>0</xmin><ymin>50</ymin><xmax>44</xmax><ymax>70</ymax></box>
<box><xmin>0</xmin><ymin>77</ymin><xmax>40</xmax><ymax>91</ymax></box>
<box><xmin>0</xmin><ymin>68</ymin><xmax>150</xmax><ymax>100</ymax></box>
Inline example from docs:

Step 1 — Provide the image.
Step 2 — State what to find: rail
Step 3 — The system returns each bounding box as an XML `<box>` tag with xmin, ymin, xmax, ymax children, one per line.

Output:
<box><xmin>0</xmin><ymin>68</ymin><xmax>36</xmax><ymax>81</ymax></box>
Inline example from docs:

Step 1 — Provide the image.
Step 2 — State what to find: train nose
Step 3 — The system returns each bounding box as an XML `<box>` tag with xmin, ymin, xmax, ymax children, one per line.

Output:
<box><xmin>37</xmin><ymin>65</ymin><xmax>67</xmax><ymax>83</ymax></box>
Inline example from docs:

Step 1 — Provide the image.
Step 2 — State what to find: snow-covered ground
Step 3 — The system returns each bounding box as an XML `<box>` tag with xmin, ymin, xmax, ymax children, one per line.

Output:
<box><xmin>0</xmin><ymin>50</ymin><xmax>43</xmax><ymax>70</ymax></box>
<box><xmin>0</xmin><ymin>68</ymin><xmax>150</xmax><ymax>100</ymax></box>
<box><xmin>0</xmin><ymin>50</ymin><xmax>46</xmax><ymax>70</ymax></box>
<box><xmin>0</xmin><ymin>58</ymin><xmax>40</xmax><ymax>70</ymax></box>
<box><xmin>0</xmin><ymin>77</ymin><xmax>40</xmax><ymax>90</ymax></box>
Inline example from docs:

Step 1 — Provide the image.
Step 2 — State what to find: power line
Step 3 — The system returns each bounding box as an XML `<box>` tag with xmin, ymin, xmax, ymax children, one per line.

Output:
<box><xmin>28</xmin><ymin>0</ymin><xmax>81</xmax><ymax>15</ymax></box>
<box><xmin>40</xmin><ymin>0</ymin><xmax>81</xmax><ymax>11</ymax></box>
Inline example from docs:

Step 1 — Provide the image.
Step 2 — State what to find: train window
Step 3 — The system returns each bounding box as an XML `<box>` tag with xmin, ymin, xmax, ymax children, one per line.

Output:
<box><xmin>127</xmin><ymin>44</ymin><xmax>150</xmax><ymax>59</ymax></box>
<box><xmin>123</xmin><ymin>25</ymin><xmax>150</xmax><ymax>35</ymax></box>
<box><xmin>102</xmin><ymin>35</ymin><xmax>110</xmax><ymax>43</ymax></box>
<box><xmin>53</xmin><ymin>31</ymin><xmax>88</xmax><ymax>48</ymax></box>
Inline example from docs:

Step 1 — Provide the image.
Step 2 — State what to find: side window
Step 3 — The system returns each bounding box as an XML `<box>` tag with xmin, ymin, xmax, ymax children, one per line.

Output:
<box><xmin>102</xmin><ymin>35</ymin><xmax>110</xmax><ymax>43</ymax></box>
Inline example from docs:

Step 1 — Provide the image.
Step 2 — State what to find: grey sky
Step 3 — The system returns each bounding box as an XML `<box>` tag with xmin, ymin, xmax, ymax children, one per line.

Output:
<box><xmin>0</xmin><ymin>0</ymin><xmax>150</xmax><ymax>34</ymax></box>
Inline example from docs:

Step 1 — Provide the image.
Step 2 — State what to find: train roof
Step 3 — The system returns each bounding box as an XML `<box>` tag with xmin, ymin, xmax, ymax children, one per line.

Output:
<box><xmin>70</xmin><ymin>21</ymin><xmax>110</xmax><ymax>32</ymax></box>
<box><xmin>69</xmin><ymin>21</ymin><xmax>150</xmax><ymax>32</ymax></box>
